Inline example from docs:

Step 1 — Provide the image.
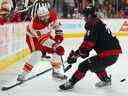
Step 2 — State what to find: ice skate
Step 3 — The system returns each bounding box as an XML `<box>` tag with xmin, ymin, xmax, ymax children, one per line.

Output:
<box><xmin>59</xmin><ymin>80</ymin><xmax>74</xmax><ymax>90</ymax></box>
<box><xmin>51</xmin><ymin>54</ymin><xmax>67</xmax><ymax>80</ymax></box>
<box><xmin>95</xmin><ymin>77</ymin><xmax>111</xmax><ymax>87</ymax></box>
<box><xmin>52</xmin><ymin>71</ymin><xmax>67</xmax><ymax>80</ymax></box>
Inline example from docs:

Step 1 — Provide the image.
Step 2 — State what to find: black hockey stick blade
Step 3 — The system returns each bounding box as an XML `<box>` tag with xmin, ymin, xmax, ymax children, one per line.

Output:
<box><xmin>1</xmin><ymin>68</ymin><xmax>52</xmax><ymax>91</ymax></box>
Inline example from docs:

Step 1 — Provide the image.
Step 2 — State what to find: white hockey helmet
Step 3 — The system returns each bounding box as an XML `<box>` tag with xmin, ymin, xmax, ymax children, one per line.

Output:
<box><xmin>37</xmin><ymin>5</ymin><xmax>49</xmax><ymax>17</ymax></box>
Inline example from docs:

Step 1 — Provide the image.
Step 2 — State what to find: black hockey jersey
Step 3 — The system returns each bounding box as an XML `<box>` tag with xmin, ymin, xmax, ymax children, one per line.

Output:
<box><xmin>78</xmin><ymin>18</ymin><xmax>122</xmax><ymax>59</ymax></box>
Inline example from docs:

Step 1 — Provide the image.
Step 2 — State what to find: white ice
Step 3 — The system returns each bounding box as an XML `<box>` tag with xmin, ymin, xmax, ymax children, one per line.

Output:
<box><xmin>0</xmin><ymin>37</ymin><xmax>128</xmax><ymax>96</ymax></box>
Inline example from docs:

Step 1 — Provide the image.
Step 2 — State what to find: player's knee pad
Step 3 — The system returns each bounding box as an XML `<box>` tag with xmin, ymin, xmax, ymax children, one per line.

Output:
<box><xmin>28</xmin><ymin>51</ymin><xmax>42</xmax><ymax>65</ymax></box>
<box><xmin>78</xmin><ymin>60</ymin><xmax>91</xmax><ymax>73</ymax></box>
<box><xmin>55</xmin><ymin>46</ymin><xmax>64</xmax><ymax>56</ymax></box>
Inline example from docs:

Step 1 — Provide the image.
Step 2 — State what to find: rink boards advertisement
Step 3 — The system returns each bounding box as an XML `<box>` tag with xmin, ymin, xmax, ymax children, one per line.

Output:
<box><xmin>0</xmin><ymin>19</ymin><xmax>128</xmax><ymax>59</ymax></box>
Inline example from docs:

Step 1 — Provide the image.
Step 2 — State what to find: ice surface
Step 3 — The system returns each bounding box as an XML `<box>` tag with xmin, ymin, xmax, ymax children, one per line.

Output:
<box><xmin>0</xmin><ymin>38</ymin><xmax>128</xmax><ymax>96</ymax></box>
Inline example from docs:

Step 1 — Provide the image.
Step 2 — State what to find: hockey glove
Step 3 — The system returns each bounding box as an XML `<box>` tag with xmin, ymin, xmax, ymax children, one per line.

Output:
<box><xmin>54</xmin><ymin>35</ymin><xmax>63</xmax><ymax>43</ymax></box>
<box><xmin>54</xmin><ymin>29</ymin><xmax>63</xmax><ymax>43</ymax></box>
<box><xmin>67</xmin><ymin>50</ymin><xmax>78</xmax><ymax>64</ymax></box>
<box><xmin>75</xmin><ymin>48</ymin><xmax>89</xmax><ymax>59</ymax></box>
<box><xmin>52</xmin><ymin>43</ymin><xmax>65</xmax><ymax>56</ymax></box>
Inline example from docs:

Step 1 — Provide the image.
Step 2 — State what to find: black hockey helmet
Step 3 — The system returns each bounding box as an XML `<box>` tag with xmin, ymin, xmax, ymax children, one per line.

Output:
<box><xmin>82</xmin><ymin>4</ymin><xmax>96</xmax><ymax>17</ymax></box>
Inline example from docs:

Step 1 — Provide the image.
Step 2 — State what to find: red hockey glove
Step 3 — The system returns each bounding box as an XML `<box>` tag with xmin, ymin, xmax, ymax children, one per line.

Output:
<box><xmin>54</xmin><ymin>35</ymin><xmax>63</xmax><ymax>43</ymax></box>
<box><xmin>54</xmin><ymin>46</ymin><xmax>65</xmax><ymax>56</ymax></box>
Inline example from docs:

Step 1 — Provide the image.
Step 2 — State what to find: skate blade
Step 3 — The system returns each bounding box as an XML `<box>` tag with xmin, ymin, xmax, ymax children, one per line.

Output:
<box><xmin>95</xmin><ymin>83</ymin><xmax>112</xmax><ymax>88</ymax></box>
<box><xmin>52</xmin><ymin>76</ymin><xmax>67</xmax><ymax>80</ymax></box>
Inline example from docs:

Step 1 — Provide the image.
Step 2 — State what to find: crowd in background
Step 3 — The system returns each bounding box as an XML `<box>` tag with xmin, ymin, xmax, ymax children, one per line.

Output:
<box><xmin>0</xmin><ymin>0</ymin><xmax>128</xmax><ymax>25</ymax></box>
<box><xmin>55</xmin><ymin>0</ymin><xmax>128</xmax><ymax>18</ymax></box>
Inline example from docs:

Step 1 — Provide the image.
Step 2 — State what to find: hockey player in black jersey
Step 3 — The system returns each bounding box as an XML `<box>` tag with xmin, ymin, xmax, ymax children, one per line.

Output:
<box><xmin>59</xmin><ymin>5</ymin><xmax>122</xmax><ymax>90</ymax></box>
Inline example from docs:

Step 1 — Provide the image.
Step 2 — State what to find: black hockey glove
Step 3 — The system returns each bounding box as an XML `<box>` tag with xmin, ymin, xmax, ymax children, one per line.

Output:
<box><xmin>77</xmin><ymin>48</ymin><xmax>89</xmax><ymax>59</ymax></box>
<box><xmin>67</xmin><ymin>50</ymin><xmax>78</xmax><ymax>64</ymax></box>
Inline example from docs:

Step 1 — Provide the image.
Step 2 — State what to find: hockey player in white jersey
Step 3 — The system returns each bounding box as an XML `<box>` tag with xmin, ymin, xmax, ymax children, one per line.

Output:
<box><xmin>17</xmin><ymin>1</ymin><xmax>67</xmax><ymax>81</ymax></box>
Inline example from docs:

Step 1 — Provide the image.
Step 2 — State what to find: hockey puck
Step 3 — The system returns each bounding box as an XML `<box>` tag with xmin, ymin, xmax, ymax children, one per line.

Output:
<box><xmin>120</xmin><ymin>78</ymin><xmax>126</xmax><ymax>82</ymax></box>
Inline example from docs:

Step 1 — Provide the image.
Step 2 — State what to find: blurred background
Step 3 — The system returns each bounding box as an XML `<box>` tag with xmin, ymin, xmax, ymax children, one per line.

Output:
<box><xmin>0</xmin><ymin>0</ymin><xmax>128</xmax><ymax>25</ymax></box>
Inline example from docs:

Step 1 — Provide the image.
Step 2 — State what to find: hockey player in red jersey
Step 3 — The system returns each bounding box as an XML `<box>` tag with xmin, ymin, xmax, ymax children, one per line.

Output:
<box><xmin>59</xmin><ymin>5</ymin><xmax>122</xmax><ymax>90</ymax></box>
<box><xmin>17</xmin><ymin>1</ymin><xmax>67</xmax><ymax>81</ymax></box>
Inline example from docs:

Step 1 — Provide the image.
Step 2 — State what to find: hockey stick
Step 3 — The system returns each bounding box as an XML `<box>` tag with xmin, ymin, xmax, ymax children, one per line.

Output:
<box><xmin>42</xmin><ymin>56</ymin><xmax>72</xmax><ymax>73</ymax></box>
<box><xmin>1</xmin><ymin>68</ymin><xmax>52</xmax><ymax>91</ymax></box>
<box><xmin>60</xmin><ymin>56</ymin><xmax>72</xmax><ymax>73</ymax></box>
<box><xmin>63</xmin><ymin>64</ymin><xmax>72</xmax><ymax>72</ymax></box>
<box><xmin>60</xmin><ymin>56</ymin><xmax>65</xmax><ymax>72</ymax></box>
